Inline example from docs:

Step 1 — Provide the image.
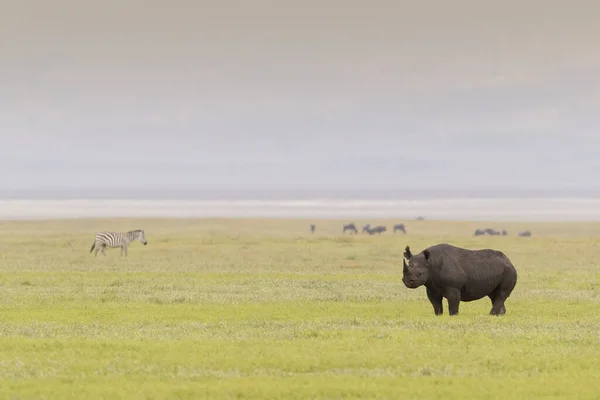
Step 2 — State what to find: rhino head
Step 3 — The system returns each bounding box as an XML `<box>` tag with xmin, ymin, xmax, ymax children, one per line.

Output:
<box><xmin>402</xmin><ymin>245</ymin><xmax>430</xmax><ymax>289</ymax></box>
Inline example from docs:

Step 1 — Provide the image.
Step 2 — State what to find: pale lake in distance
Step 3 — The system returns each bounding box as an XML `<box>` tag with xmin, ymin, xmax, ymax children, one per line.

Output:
<box><xmin>2</xmin><ymin>198</ymin><xmax>600</xmax><ymax>221</ymax></box>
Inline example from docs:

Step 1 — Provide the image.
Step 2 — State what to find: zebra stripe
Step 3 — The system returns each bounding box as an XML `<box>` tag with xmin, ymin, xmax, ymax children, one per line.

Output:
<box><xmin>90</xmin><ymin>229</ymin><xmax>148</xmax><ymax>257</ymax></box>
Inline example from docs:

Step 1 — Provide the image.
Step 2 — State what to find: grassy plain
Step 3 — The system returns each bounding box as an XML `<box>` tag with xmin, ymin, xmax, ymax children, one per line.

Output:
<box><xmin>0</xmin><ymin>218</ymin><xmax>600</xmax><ymax>399</ymax></box>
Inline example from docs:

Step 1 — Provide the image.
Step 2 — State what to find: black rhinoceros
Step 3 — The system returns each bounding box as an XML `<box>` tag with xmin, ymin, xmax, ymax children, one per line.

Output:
<box><xmin>402</xmin><ymin>244</ymin><xmax>517</xmax><ymax>316</ymax></box>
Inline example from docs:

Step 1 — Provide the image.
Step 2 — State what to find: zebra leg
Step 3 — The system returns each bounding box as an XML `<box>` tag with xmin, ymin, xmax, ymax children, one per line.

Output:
<box><xmin>123</xmin><ymin>245</ymin><xmax>128</xmax><ymax>257</ymax></box>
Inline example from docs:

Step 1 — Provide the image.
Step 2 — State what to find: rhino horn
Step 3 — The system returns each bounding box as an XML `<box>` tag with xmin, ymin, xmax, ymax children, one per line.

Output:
<box><xmin>404</xmin><ymin>245</ymin><xmax>413</xmax><ymax>260</ymax></box>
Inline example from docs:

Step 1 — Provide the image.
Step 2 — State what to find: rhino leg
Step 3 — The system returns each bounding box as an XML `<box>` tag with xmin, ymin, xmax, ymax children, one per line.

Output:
<box><xmin>426</xmin><ymin>286</ymin><xmax>443</xmax><ymax>316</ymax></box>
<box><xmin>488</xmin><ymin>294</ymin><xmax>507</xmax><ymax>315</ymax></box>
<box><xmin>490</xmin><ymin>297</ymin><xmax>506</xmax><ymax>316</ymax></box>
<box><xmin>444</xmin><ymin>288</ymin><xmax>461</xmax><ymax>316</ymax></box>
<box><xmin>488</xmin><ymin>278</ymin><xmax>516</xmax><ymax>316</ymax></box>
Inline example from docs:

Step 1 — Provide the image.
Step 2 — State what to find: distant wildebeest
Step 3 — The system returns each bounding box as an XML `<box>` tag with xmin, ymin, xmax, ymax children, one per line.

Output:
<box><xmin>474</xmin><ymin>228</ymin><xmax>502</xmax><ymax>236</ymax></box>
<box><xmin>416</xmin><ymin>216</ymin><xmax>425</xmax><ymax>221</ymax></box>
<box><xmin>367</xmin><ymin>225</ymin><xmax>387</xmax><ymax>235</ymax></box>
<box><xmin>362</xmin><ymin>224</ymin><xmax>371</xmax><ymax>234</ymax></box>
<box><xmin>310</xmin><ymin>224</ymin><xmax>316</xmax><ymax>234</ymax></box>
<box><xmin>484</xmin><ymin>228</ymin><xmax>501</xmax><ymax>236</ymax></box>
<box><xmin>501</xmin><ymin>229</ymin><xmax>508</xmax><ymax>236</ymax></box>
<box><xmin>518</xmin><ymin>230</ymin><xmax>532</xmax><ymax>237</ymax></box>
<box><xmin>90</xmin><ymin>229</ymin><xmax>148</xmax><ymax>257</ymax></box>
<box><xmin>343</xmin><ymin>223</ymin><xmax>358</xmax><ymax>234</ymax></box>
<box><xmin>402</xmin><ymin>244</ymin><xmax>517</xmax><ymax>316</ymax></box>
<box><xmin>393</xmin><ymin>223</ymin><xmax>406</xmax><ymax>234</ymax></box>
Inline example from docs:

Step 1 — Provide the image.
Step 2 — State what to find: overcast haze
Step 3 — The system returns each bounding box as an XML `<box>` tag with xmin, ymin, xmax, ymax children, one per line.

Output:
<box><xmin>2</xmin><ymin>1</ymin><xmax>600</xmax><ymax>198</ymax></box>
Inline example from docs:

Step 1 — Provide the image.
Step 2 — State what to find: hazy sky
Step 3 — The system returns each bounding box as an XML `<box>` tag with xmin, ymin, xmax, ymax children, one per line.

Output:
<box><xmin>2</xmin><ymin>1</ymin><xmax>599</xmax><ymax>195</ymax></box>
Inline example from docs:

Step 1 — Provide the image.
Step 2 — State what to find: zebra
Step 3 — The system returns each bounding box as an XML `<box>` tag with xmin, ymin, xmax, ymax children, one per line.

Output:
<box><xmin>89</xmin><ymin>229</ymin><xmax>148</xmax><ymax>257</ymax></box>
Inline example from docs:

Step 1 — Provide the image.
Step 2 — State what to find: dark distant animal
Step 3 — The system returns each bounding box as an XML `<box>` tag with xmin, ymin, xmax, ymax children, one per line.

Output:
<box><xmin>402</xmin><ymin>244</ymin><xmax>517</xmax><ymax>316</ymax></box>
<box><xmin>343</xmin><ymin>223</ymin><xmax>358</xmax><ymax>234</ymax></box>
<box><xmin>518</xmin><ymin>231</ymin><xmax>532</xmax><ymax>237</ymax></box>
<box><xmin>362</xmin><ymin>224</ymin><xmax>371</xmax><ymax>234</ymax></box>
<box><xmin>310</xmin><ymin>224</ymin><xmax>316</xmax><ymax>234</ymax></box>
<box><xmin>90</xmin><ymin>229</ymin><xmax>148</xmax><ymax>257</ymax></box>
<box><xmin>484</xmin><ymin>228</ymin><xmax>501</xmax><ymax>236</ymax></box>
<box><xmin>393</xmin><ymin>224</ymin><xmax>406</xmax><ymax>234</ymax></box>
<box><xmin>416</xmin><ymin>216</ymin><xmax>425</xmax><ymax>221</ymax></box>
<box><xmin>501</xmin><ymin>229</ymin><xmax>508</xmax><ymax>236</ymax></box>
<box><xmin>367</xmin><ymin>225</ymin><xmax>387</xmax><ymax>235</ymax></box>
<box><xmin>474</xmin><ymin>228</ymin><xmax>501</xmax><ymax>236</ymax></box>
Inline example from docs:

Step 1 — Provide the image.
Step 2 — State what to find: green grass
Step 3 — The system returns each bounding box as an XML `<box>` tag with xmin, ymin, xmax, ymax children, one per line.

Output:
<box><xmin>1</xmin><ymin>218</ymin><xmax>600</xmax><ymax>399</ymax></box>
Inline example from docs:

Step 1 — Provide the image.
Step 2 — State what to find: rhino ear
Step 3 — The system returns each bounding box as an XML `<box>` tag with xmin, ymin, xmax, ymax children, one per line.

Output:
<box><xmin>423</xmin><ymin>249</ymin><xmax>430</xmax><ymax>261</ymax></box>
<box><xmin>404</xmin><ymin>245</ymin><xmax>412</xmax><ymax>260</ymax></box>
